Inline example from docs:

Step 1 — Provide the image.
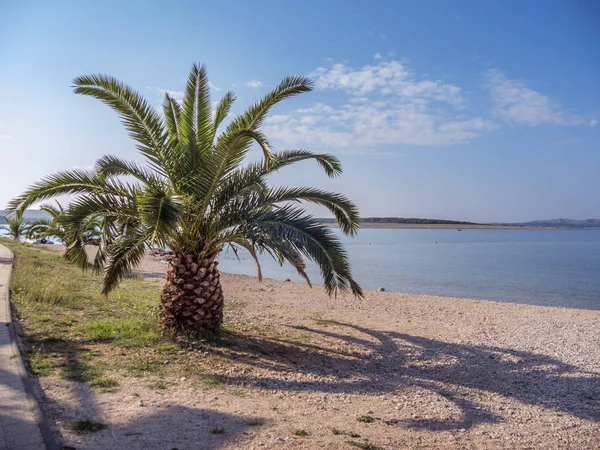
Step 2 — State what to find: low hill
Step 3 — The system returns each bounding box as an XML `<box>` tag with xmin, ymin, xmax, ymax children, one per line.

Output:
<box><xmin>494</xmin><ymin>218</ymin><xmax>600</xmax><ymax>228</ymax></box>
<box><xmin>0</xmin><ymin>209</ymin><xmax>51</xmax><ymax>224</ymax></box>
<box><xmin>319</xmin><ymin>217</ymin><xmax>478</xmax><ymax>225</ymax></box>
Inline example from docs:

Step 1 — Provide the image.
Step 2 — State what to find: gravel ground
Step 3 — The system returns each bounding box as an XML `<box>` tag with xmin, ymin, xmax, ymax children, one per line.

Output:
<box><xmin>30</xmin><ymin>249</ymin><xmax>600</xmax><ymax>448</ymax></box>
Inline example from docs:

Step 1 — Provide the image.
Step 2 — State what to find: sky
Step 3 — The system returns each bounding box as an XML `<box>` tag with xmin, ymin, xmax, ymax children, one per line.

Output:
<box><xmin>1</xmin><ymin>0</ymin><xmax>599</xmax><ymax>222</ymax></box>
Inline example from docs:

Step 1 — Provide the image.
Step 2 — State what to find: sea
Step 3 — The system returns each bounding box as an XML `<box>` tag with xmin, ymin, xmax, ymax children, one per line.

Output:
<box><xmin>219</xmin><ymin>228</ymin><xmax>600</xmax><ymax>310</ymax></box>
<box><xmin>3</xmin><ymin>225</ymin><xmax>599</xmax><ymax>310</ymax></box>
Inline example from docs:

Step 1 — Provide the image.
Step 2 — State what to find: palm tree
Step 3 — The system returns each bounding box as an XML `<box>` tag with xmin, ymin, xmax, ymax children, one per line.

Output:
<box><xmin>9</xmin><ymin>63</ymin><xmax>362</xmax><ymax>332</ymax></box>
<box><xmin>25</xmin><ymin>203</ymin><xmax>64</xmax><ymax>241</ymax></box>
<box><xmin>3</xmin><ymin>214</ymin><xmax>27</xmax><ymax>241</ymax></box>
<box><xmin>26</xmin><ymin>202</ymin><xmax>101</xmax><ymax>248</ymax></box>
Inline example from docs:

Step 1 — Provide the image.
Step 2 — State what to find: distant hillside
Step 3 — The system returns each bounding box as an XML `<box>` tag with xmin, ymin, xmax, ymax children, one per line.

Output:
<box><xmin>0</xmin><ymin>209</ymin><xmax>50</xmax><ymax>224</ymax></box>
<box><xmin>319</xmin><ymin>217</ymin><xmax>479</xmax><ymax>225</ymax></box>
<box><xmin>494</xmin><ymin>218</ymin><xmax>600</xmax><ymax>228</ymax></box>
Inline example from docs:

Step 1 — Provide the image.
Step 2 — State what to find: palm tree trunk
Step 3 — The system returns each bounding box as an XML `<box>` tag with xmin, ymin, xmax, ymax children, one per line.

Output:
<box><xmin>159</xmin><ymin>253</ymin><xmax>224</xmax><ymax>332</ymax></box>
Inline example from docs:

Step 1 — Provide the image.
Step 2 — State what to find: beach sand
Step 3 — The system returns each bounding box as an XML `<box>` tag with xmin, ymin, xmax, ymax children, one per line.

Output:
<box><xmin>30</xmin><ymin>247</ymin><xmax>600</xmax><ymax>448</ymax></box>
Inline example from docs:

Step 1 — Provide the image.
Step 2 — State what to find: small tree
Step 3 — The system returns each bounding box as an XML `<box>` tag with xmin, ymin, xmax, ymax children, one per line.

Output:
<box><xmin>10</xmin><ymin>63</ymin><xmax>363</xmax><ymax>333</ymax></box>
<box><xmin>3</xmin><ymin>214</ymin><xmax>27</xmax><ymax>241</ymax></box>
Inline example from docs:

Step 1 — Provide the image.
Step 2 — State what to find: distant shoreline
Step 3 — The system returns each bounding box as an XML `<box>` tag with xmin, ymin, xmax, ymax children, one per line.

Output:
<box><xmin>326</xmin><ymin>222</ymin><xmax>589</xmax><ymax>230</ymax></box>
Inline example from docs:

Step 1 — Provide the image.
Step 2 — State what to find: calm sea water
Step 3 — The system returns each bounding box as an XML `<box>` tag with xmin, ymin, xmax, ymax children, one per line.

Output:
<box><xmin>219</xmin><ymin>228</ymin><xmax>600</xmax><ymax>310</ymax></box>
<box><xmin>3</xmin><ymin>225</ymin><xmax>599</xmax><ymax>309</ymax></box>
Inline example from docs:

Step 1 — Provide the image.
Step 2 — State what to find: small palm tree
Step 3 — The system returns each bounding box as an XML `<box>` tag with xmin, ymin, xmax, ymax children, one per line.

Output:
<box><xmin>26</xmin><ymin>202</ymin><xmax>101</xmax><ymax>248</ymax></box>
<box><xmin>3</xmin><ymin>214</ymin><xmax>27</xmax><ymax>241</ymax></box>
<box><xmin>10</xmin><ymin>63</ymin><xmax>362</xmax><ymax>332</ymax></box>
<box><xmin>26</xmin><ymin>203</ymin><xmax>65</xmax><ymax>241</ymax></box>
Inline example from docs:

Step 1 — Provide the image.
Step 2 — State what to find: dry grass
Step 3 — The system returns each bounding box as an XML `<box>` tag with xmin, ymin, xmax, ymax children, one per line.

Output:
<box><xmin>2</xmin><ymin>241</ymin><xmax>244</xmax><ymax>391</ymax></box>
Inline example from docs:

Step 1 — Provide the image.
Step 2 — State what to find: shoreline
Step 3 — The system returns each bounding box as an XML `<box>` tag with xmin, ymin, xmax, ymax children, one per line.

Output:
<box><xmin>326</xmin><ymin>222</ymin><xmax>592</xmax><ymax>230</ymax></box>
<box><xmin>38</xmin><ymin>244</ymin><xmax>598</xmax><ymax>313</ymax></box>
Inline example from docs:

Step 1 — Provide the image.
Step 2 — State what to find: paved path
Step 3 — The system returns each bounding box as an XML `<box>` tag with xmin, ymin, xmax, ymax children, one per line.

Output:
<box><xmin>0</xmin><ymin>244</ymin><xmax>48</xmax><ymax>449</ymax></box>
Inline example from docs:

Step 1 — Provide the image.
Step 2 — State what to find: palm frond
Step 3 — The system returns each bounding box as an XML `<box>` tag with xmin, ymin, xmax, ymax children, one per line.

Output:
<box><xmin>213</xmin><ymin>91</ymin><xmax>236</xmax><ymax>133</ymax></box>
<box><xmin>179</xmin><ymin>63</ymin><xmax>213</xmax><ymax>152</ymax></box>
<box><xmin>264</xmin><ymin>187</ymin><xmax>360</xmax><ymax>236</ymax></box>
<box><xmin>136</xmin><ymin>188</ymin><xmax>183</xmax><ymax>247</ymax></box>
<box><xmin>269</xmin><ymin>150</ymin><xmax>342</xmax><ymax>177</ymax></box>
<box><xmin>72</xmin><ymin>74</ymin><xmax>167</xmax><ymax>172</ymax></box>
<box><xmin>94</xmin><ymin>155</ymin><xmax>163</xmax><ymax>186</ymax></box>
<box><xmin>226</xmin><ymin>76</ymin><xmax>313</xmax><ymax>132</ymax></box>
<box><xmin>244</xmin><ymin>206</ymin><xmax>362</xmax><ymax>297</ymax></box>
<box><xmin>163</xmin><ymin>92</ymin><xmax>182</xmax><ymax>145</ymax></box>
<box><xmin>7</xmin><ymin>169</ymin><xmax>107</xmax><ymax>213</ymax></box>
<box><xmin>101</xmin><ymin>229</ymin><xmax>148</xmax><ymax>294</ymax></box>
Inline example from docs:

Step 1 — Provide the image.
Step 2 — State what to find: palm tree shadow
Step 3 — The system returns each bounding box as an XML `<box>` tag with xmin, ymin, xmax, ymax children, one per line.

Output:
<box><xmin>15</xmin><ymin>337</ymin><xmax>261</xmax><ymax>449</ymax></box>
<box><xmin>216</xmin><ymin>322</ymin><xmax>600</xmax><ymax>431</ymax></box>
<box><xmin>106</xmin><ymin>406</ymin><xmax>260</xmax><ymax>450</ymax></box>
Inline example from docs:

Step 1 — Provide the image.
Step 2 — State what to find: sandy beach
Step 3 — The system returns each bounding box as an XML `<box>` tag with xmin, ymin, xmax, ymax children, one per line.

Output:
<box><xmin>23</xmin><ymin>247</ymin><xmax>600</xmax><ymax>448</ymax></box>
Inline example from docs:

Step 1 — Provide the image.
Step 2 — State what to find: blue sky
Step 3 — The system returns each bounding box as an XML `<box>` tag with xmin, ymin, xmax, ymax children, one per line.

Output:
<box><xmin>1</xmin><ymin>0</ymin><xmax>598</xmax><ymax>222</ymax></box>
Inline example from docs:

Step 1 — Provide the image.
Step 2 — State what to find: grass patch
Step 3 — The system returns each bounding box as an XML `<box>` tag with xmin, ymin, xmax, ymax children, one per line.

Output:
<box><xmin>357</xmin><ymin>415</ymin><xmax>375</xmax><ymax>423</ymax></box>
<box><xmin>29</xmin><ymin>351</ymin><xmax>54</xmax><ymax>377</ymax></box>
<box><xmin>80</xmin><ymin>350</ymin><xmax>103</xmax><ymax>361</ymax></box>
<box><xmin>332</xmin><ymin>428</ymin><xmax>361</xmax><ymax>438</ymax></box>
<box><xmin>152</xmin><ymin>379</ymin><xmax>169</xmax><ymax>390</ymax></box>
<box><xmin>72</xmin><ymin>419</ymin><xmax>107</xmax><ymax>433</ymax></box>
<box><xmin>210</xmin><ymin>427</ymin><xmax>226</xmax><ymax>434</ymax></box>
<box><xmin>79</xmin><ymin>318</ymin><xmax>161</xmax><ymax>347</ymax></box>
<box><xmin>345</xmin><ymin>441</ymin><xmax>382</xmax><ymax>450</ymax></box>
<box><xmin>155</xmin><ymin>343</ymin><xmax>180</xmax><ymax>354</ymax></box>
<box><xmin>62</xmin><ymin>361</ymin><xmax>101</xmax><ymax>383</ymax></box>
<box><xmin>124</xmin><ymin>356</ymin><xmax>163</xmax><ymax>377</ymax></box>
<box><xmin>89</xmin><ymin>377</ymin><xmax>119</xmax><ymax>392</ymax></box>
<box><xmin>199</xmin><ymin>374</ymin><xmax>226</xmax><ymax>388</ymax></box>
<box><xmin>294</xmin><ymin>429</ymin><xmax>308</xmax><ymax>436</ymax></box>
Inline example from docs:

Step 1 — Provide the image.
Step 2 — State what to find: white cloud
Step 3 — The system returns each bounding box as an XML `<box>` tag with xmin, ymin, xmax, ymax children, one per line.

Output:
<box><xmin>159</xmin><ymin>89</ymin><xmax>184</xmax><ymax>101</ymax></box>
<box><xmin>0</xmin><ymin>134</ymin><xmax>11</xmax><ymax>139</ymax></box>
<box><xmin>245</xmin><ymin>80</ymin><xmax>263</xmax><ymax>88</ymax></box>
<box><xmin>262</xmin><ymin>59</ymin><xmax>495</xmax><ymax>150</ymax></box>
<box><xmin>208</xmin><ymin>82</ymin><xmax>222</xmax><ymax>92</ymax></box>
<box><xmin>310</xmin><ymin>60</ymin><xmax>463</xmax><ymax>105</ymax></box>
<box><xmin>374</xmin><ymin>52</ymin><xmax>383</xmax><ymax>60</ymax></box>
<box><xmin>486</xmin><ymin>70</ymin><xmax>595</xmax><ymax>127</ymax></box>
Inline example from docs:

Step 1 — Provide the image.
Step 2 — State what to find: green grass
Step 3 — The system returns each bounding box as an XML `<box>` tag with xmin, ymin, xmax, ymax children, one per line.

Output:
<box><xmin>78</xmin><ymin>318</ymin><xmax>161</xmax><ymax>347</ymax></box>
<box><xmin>71</xmin><ymin>419</ymin><xmax>107</xmax><ymax>433</ymax></box>
<box><xmin>29</xmin><ymin>350</ymin><xmax>54</xmax><ymax>377</ymax></box>
<box><xmin>90</xmin><ymin>377</ymin><xmax>119</xmax><ymax>392</ymax></box>
<box><xmin>80</xmin><ymin>350</ymin><xmax>103</xmax><ymax>361</ymax></box>
<box><xmin>294</xmin><ymin>429</ymin><xmax>308</xmax><ymax>436</ymax></box>
<box><xmin>2</xmin><ymin>242</ymin><xmax>261</xmax><ymax>392</ymax></box>
<box><xmin>345</xmin><ymin>441</ymin><xmax>382</xmax><ymax>450</ymax></box>
<box><xmin>199</xmin><ymin>374</ymin><xmax>226</xmax><ymax>387</ymax></box>
<box><xmin>1</xmin><ymin>242</ymin><xmax>171</xmax><ymax>383</ymax></box>
<box><xmin>124</xmin><ymin>356</ymin><xmax>163</xmax><ymax>377</ymax></box>
<box><xmin>62</xmin><ymin>361</ymin><xmax>101</xmax><ymax>383</ymax></box>
<box><xmin>357</xmin><ymin>416</ymin><xmax>375</xmax><ymax>423</ymax></box>
<box><xmin>332</xmin><ymin>428</ymin><xmax>361</xmax><ymax>438</ymax></box>
<box><xmin>152</xmin><ymin>379</ymin><xmax>169</xmax><ymax>390</ymax></box>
